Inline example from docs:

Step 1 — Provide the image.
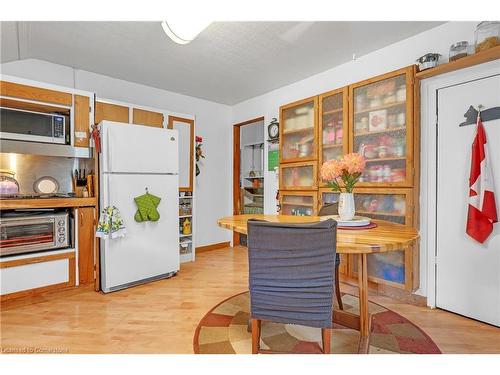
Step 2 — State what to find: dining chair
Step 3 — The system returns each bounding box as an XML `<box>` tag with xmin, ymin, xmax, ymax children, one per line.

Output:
<box><xmin>318</xmin><ymin>202</ymin><xmax>344</xmax><ymax>310</ymax></box>
<box><xmin>247</xmin><ymin>218</ymin><xmax>337</xmax><ymax>354</ymax></box>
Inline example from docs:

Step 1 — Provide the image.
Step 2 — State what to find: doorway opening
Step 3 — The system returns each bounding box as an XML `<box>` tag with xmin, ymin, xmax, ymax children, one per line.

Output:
<box><xmin>233</xmin><ymin>117</ymin><xmax>265</xmax><ymax>246</ymax></box>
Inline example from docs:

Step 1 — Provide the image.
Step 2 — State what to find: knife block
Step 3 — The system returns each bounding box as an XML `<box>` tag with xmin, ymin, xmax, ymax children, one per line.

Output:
<box><xmin>72</xmin><ymin>177</ymin><xmax>85</xmax><ymax>197</ymax></box>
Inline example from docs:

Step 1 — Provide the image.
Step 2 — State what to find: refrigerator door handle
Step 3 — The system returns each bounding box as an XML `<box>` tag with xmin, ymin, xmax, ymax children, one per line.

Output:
<box><xmin>107</xmin><ymin>128</ymin><xmax>112</xmax><ymax>172</ymax></box>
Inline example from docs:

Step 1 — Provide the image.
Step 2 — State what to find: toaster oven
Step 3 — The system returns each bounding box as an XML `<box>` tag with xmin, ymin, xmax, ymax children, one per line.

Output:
<box><xmin>0</xmin><ymin>211</ymin><xmax>70</xmax><ymax>257</ymax></box>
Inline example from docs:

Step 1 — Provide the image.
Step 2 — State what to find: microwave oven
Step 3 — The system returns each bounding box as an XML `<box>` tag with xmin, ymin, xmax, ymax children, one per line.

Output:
<box><xmin>0</xmin><ymin>107</ymin><xmax>69</xmax><ymax>145</ymax></box>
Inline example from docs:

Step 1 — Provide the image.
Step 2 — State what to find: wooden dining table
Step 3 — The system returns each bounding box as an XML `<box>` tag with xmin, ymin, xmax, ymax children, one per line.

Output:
<box><xmin>217</xmin><ymin>214</ymin><xmax>419</xmax><ymax>353</ymax></box>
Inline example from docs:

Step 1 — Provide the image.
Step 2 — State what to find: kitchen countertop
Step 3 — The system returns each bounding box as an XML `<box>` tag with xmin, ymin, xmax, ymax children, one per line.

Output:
<box><xmin>0</xmin><ymin>197</ymin><xmax>97</xmax><ymax>210</ymax></box>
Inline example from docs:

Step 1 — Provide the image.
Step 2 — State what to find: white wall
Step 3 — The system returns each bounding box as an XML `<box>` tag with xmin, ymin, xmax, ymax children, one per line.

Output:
<box><xmin>231</xmin><ymin>21</ymin><xmax>478</xmax><ymax>296</ymax></box>
<box><xmin>1</xmin><ymin>59</ymin><xmax>233</xmax><ymax>247</ymax></box>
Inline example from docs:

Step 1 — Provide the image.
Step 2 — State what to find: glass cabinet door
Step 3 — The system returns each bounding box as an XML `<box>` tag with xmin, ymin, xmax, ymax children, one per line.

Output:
<box><xmin>319</xmin><ymin>87</ymin><xmax>348</xmax><ymax>186</ymax></box>
<box><xmin>349</xmin><ymin>188</ymin><xmax>415</xmax><ymax>289</ymax></box>
<box><xmin>280</xmin><ymin>97</ymin><xmax>318</xmax><ymax>163</ymax></box>
<box><xmin>353</xmin><ymin>188</ymin><xmax>413</xmax><ymax>226</ymax></box>
<box><xmin>280</xmin><ymin>191</ymin><xmax>317</xmax><ymax>216</ymax></box>
<box><xmin>349</xmin><ymin>66</ymin><xmax>414</xmax><ymax>187</ymax></box>
<box><xmin>280</xmin><ymin>162</ymin><xmax>317</xmax><ymax>190</ymax></box>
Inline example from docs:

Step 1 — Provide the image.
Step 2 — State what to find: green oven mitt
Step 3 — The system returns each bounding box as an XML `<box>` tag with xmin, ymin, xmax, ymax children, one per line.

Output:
<box><xmin>134</xmin><ymin>192</ymin><xmax>161</xmax><ymax>222</ymax></box>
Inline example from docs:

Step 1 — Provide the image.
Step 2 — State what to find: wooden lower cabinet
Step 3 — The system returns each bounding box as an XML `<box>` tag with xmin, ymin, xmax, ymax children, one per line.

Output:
<box><xmin>77</xmin><ymin>207</ymin><xmax>97</xmax><ymax>285</ymax></box>
<box><xmin>318</xmin><ymin>187</ymin><xmax>418</xmax><ymax>291</ymax></box>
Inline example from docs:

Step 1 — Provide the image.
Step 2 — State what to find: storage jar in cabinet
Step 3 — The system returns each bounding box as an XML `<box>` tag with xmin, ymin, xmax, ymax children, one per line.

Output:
<box><xmin>349</xmin><ymin>66</ymin><xmax>415</xmax><ymax>187</ymax></box>
<box><xmin>279</xmin><ymin>161</ymin><xmax>317</xmax><ymax>190</ymax></box>
<box><xmin>280</xmin><ymin>97</ymin><xmax>318</xmax><ymax>163</ymax></box>
<box><xmin>279</xmin><ymin>191</ymin><xmax>317</xmax><ymax>216</ymax></box>
<box><xmin>318</xmin><ymin>87</ymin><xmax>349</xmax><ymax>185</ymax></box>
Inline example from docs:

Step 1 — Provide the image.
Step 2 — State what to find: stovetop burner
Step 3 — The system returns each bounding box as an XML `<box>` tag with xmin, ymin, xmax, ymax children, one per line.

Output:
<box><xmin>0</xmin><ymin>192</ymin><xmax>76</xmax><ymax>200</ymax></box>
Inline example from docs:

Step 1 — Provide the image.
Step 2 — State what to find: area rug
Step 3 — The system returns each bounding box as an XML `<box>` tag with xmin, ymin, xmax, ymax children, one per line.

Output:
<box><xmin>193</xmin><ymin>291</ymin><xmax>441</xmax><ymax>354</ymax></box>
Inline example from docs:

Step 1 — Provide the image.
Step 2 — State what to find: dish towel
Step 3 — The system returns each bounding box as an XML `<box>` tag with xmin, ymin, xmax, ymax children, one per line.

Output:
<box><xmin>134</xmin><ymin>192</ymin><xmax>161</xmax><ymax>222</ymax></box>
<box><xmin>96</xmin><ymin>206</ymin><xmax>126</xmax><ymax>239</ymax></box>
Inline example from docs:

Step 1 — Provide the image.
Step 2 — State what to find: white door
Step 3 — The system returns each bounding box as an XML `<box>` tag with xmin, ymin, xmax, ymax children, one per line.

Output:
<box><xmin>436</xmin><ymin>73</ymin><xmax>500</xmax><ymax>326</ymax></box>
<box><xmin>100</xmin><ymin>121</ymin><xmax>178</xmax><ymax>174</ymax></box>
<box><xmin>100</xmin><ymin>173</ymin><xmax>179</xmax><ymax>292</ymax></box>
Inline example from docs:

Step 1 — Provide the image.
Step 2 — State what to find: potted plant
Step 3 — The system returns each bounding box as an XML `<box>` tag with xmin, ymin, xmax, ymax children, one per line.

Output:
<box><xmin>320</xmin><ymin>153</ymin><xmax>366</xmax><ymax>220</ymax></box>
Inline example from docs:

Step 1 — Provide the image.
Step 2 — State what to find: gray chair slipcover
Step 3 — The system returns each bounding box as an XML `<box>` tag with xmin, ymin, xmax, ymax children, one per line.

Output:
<box><xmin>247</xmin><ymin>219</ymin><xmax>337</xmax><ymax>328</ymax></box>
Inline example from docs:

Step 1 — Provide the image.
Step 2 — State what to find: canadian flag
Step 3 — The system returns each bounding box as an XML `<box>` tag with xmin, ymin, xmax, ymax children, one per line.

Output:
<box><xmin>466</xmin><ymin>115</ymin><xmax>498</xmax><ymax>243</ymax></box>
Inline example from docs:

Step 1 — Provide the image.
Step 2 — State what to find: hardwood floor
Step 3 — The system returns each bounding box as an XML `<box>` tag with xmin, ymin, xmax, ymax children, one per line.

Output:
<box><xmin>1</xmin><ymin>246</ymin><xmax>499</xmax><ymax>354</ymax></box>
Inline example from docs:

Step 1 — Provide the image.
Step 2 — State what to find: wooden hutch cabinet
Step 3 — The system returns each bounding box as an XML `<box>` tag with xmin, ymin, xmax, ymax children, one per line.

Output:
<box><xmin>280</xmin><ymin>96</ymin><xmax>318</xmax><ymax>164</ymax></box>
<box><xmin>279</xmin><ymin>96</ymin><xmax>319</xmax><ymax>217</ymax></box>
<box><xmin>319</xmin><ymin>186</ymin><xmax>417</xmax><ymax>290</ymax></box>
<box><xmin>349</xmin><ymin>66</ymin><xmax>416</xmax><ymax>187</ymax></box>
<box><xmin>318</xmin><ymin>87</ymin><xmax>349</xmax><ymax>185</ymax></box>
<box><xmin>278</xmin><ymin>65</ymin><xmax>420</xmax><ymax>292</ymax></box>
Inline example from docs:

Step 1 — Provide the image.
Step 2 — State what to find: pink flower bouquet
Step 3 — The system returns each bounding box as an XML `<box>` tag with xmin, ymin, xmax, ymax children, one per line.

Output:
<box><xmin>320</xmin><ymin>153</ymin><xmax>366</xmax><ymax>193</ymax></box>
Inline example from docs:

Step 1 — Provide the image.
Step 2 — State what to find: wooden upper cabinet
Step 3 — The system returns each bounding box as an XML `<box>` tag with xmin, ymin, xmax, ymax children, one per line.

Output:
<box><xmin>95</xmin><ymin>101</ymin><xmax>129</xmax><ymax>124</ymax></box>
<box><xmin>349</xmin><ymin>66</ymin><xmax>415</xmax><ymax>187</ymax></box>
<box><xmin>279</xmin><ymin>96</ymin><xmax>318</xmax><ymax>164</ymax></box>
<box><xmin>133</xmin><ymin>108</ymin><xmax>164</xmax><ymax>128</ymax></box>
<box><xmin>74</xmin><ymin>95</ymin><xmax>91</xmax><ymax>147</ymax></box>
<box><xmin>318</xmin><ymin>87</ymin><xmax>349</xmax><ymax>186</ymax></box>
<box><xmin>168</xmin><ymin>116</ymin><xmax>194</xmax><ymax>192</ymax></box>
<box><xmin>0</xmin><ymin>81</ymin><xmax>73</xmax><ymax>106</ymax></box>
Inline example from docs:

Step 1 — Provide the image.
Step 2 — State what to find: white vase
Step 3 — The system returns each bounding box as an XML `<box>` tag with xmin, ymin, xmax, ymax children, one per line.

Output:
<box><xmin>338</xmin><ymin>193</ymin><xmax>355</xmax><ymax>221</ymax></box>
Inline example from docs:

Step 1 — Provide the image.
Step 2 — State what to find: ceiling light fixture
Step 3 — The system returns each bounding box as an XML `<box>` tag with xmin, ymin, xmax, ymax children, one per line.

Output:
<box><xmin>161</xmin><ymin>20</ymin><xmax>211</xmax><ymax>45</ymax></box>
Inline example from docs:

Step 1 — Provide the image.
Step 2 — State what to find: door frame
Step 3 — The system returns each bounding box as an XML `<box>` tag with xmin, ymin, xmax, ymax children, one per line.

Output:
<box><xmin>420</xmin><ymin>60</ymin><xmax>500</xmax><ymax>307</ymax></box>
<box><xmin>233</xmin><ymin>116</ymin><xmax>265</xmax><ymax>246</ymax></box>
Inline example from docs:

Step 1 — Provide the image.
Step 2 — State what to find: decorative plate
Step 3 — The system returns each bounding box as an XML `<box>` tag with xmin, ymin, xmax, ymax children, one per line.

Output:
<box><xmin>33</xmin><ymin>176</ymin><xmax>59</xmax><ymax>194</ymax></box>
<box><xmin>319</xmin><ymin>215</ymin><xmax>371</xmax><ymax>227</ymax></box>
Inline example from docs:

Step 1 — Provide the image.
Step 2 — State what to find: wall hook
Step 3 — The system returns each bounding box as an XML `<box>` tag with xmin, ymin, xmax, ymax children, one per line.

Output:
<box><xmin>459</xmin><ymin>105</ymin><xmax>500</xmax><ymax>127</ymax></box>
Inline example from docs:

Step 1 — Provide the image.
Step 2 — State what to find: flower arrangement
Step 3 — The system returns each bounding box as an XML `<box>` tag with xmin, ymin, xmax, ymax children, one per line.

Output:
<box><xmin>320</xmin><ymin>153</ymin><xmax>366</xmax><ymax>193</ymax></box>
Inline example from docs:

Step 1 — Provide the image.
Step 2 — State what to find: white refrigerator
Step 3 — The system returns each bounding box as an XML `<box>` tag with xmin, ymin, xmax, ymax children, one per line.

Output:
<box><xmin>98</xmin><ymin>121</ymin><xmax>180</xmax><ymax>293</ymax></box>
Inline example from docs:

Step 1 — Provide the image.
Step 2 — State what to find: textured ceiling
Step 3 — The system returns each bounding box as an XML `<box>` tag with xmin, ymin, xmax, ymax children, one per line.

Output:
<box><xmin>0</xmin><ymin>21</ymin><xmax>443</xmax><ymax>105</ymax></box>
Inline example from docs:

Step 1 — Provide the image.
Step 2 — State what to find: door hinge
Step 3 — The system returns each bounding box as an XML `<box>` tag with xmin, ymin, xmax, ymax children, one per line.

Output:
<box><xmin>89</xmin><ymin>106</ymin><xmax>92</xmax><ymax>113</ymax></box>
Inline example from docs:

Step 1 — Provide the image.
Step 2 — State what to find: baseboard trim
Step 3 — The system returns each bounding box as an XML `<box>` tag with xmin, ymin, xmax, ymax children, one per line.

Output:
<box><xmin>196</xmin><ymin>241</ymin><xmax>231</xmax><ymax>253</ymax></box>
